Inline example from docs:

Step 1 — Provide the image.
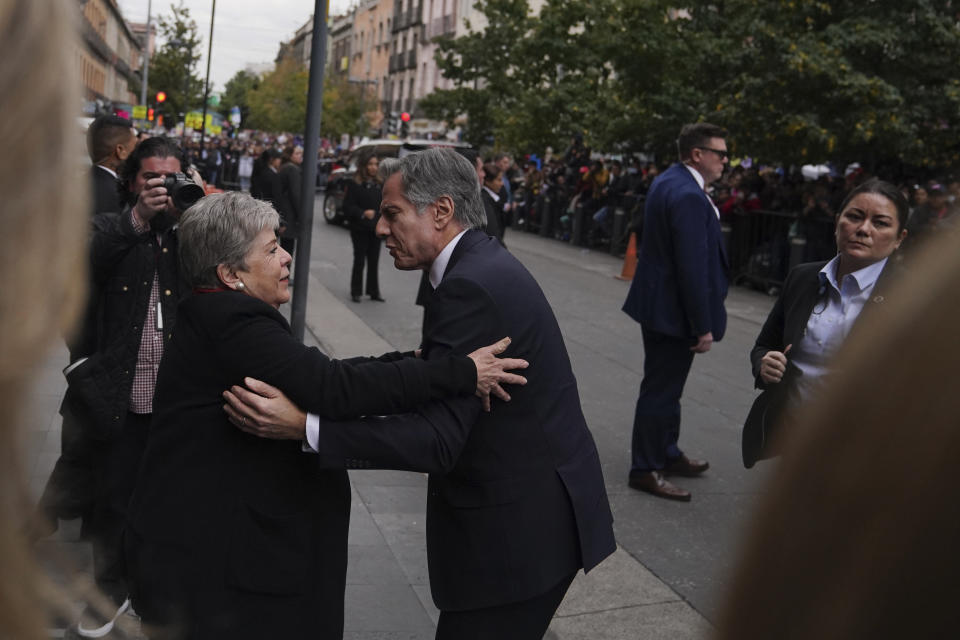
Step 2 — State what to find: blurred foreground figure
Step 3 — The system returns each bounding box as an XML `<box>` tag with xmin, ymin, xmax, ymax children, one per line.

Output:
<box><xmin>0</xmin><ymin>2</ymin><xmax>87</xmax><ymax>639</ymax></box>
<box><xmin>716</xmin><ymin>229</ymin><xmax>960</xmax><ymax>640</ymax></box>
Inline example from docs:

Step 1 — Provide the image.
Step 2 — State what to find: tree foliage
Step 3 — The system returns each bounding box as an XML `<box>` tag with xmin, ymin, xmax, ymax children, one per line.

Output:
<box><xmin>319</xmin><ymin>71</ymin><xmax>379</xmax><ymax>140</ymax></box>
<box><xmin>219</xmin><ymin>69</ymin><xmax>259</xmax><ymax>129</ymax></box>
<box><xmin>148</xmin><ymin>2</ymin><xmax>203</xmax><ymax>127</ymax></box>
<box><xmin>244</xmin><ymin>60</ymin><xmax>376</xmax><ymax>136</ymax></box>
<box><xmin>426</xmin><ymin>0</ymin><xmax>960</xmax><ymax>167</ymax></box>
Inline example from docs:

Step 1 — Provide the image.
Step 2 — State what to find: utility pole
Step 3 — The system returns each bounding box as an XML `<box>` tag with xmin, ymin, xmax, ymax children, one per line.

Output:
<box><xmin>290</xmin><ymin>0</ymin><xmax>329</xmax><ymax>341</ymax></box>
<box><xmin>139</xmin><ymin>0</ymin><xmax>152</xmax><ymax>108</ymax></box>
<box><xmin>199</xmin><ymin>0</ymin><xmax>216</xmax><ymax>150</ymax></box>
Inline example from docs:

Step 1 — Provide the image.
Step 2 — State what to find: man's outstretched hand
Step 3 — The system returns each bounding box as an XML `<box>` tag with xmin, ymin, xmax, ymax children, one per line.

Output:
<box><xmin>223</xmin><ymin>378</ymin><xmax>306</xmax><ymax>440</ymax></box>
<box><xmin>468</xmin><ymin>337</ymin><xmax>529</xmax><ymax>412</ymax></box>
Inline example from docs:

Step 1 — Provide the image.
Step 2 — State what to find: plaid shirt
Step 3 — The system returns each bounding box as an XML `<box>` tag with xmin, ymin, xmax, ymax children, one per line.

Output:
<box><xmin>129</xmin><ymin>211</ymin><xmax>164</xmax><ymax>414</ymax></box>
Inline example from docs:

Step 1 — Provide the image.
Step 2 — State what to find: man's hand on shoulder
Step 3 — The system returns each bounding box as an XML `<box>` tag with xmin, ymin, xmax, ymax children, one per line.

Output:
<box><xmin>467</xmin><ymin>336</ymin><xmax>529</xmax><ymax>412</ymax></box>
<box><xmin>223</xmin><ymin>377</ymin><xmax>307</xmax><ymax>440</ymax></box>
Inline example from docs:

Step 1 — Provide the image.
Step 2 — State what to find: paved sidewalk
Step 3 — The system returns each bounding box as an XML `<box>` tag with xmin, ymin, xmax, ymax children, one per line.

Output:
<box><xmin>24</xmin><ymin>270</ymin><xmax>711</xmax><ymax>639</ymax></box>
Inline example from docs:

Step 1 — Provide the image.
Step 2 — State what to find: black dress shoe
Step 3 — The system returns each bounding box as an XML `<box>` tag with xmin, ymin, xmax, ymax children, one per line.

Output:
<box><xmin>628</xmin><ymin>471</ymin><xmax>691</xmax><ymax>502</ymax></box>
<box><xmin>664</xmin><ymin>455</ymin><xmax>710</xmax><ymax>477</ymax></box>
<box><xmin>351</xmin><ymin>295</ymin><xmax>361</xmax><ymax>303</ymax></box>
<box><xmin>369</xmin><ymin>295</ymin><xmax>385</xmax><ymax>302</ymax></box>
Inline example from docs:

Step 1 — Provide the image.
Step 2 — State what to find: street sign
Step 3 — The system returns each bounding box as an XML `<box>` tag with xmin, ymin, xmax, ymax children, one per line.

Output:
<box><xmin>132</xmin><ymin>105</ymin><xmax>147</xmax><ymax>120</ymax></box>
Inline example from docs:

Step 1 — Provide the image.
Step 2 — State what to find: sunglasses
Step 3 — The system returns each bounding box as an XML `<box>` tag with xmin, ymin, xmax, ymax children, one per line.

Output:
<box><xmin>696</xmin><ymin>146</ymin><xmax>730</xmax><ymax>160</ymax></box>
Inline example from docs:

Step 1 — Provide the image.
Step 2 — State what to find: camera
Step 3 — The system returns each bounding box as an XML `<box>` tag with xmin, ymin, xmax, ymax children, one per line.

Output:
<box><xmin>163</xmin><ymin>172</ymin><xmax>206</xmax><ymax>211</ymax></box>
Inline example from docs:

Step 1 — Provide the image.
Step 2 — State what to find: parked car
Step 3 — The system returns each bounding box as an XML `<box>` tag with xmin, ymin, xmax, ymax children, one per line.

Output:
<box><xmin>322</xmin><ymin>138</ymin><xmax>471</xmax><ymax>225</ymax></box>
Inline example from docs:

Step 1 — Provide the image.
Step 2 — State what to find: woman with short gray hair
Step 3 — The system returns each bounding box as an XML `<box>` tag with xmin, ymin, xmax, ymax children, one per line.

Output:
<box><xmin>125</xmin><ymin>191</ymin><xmax>524</xmax><ymax>639</ymax></box>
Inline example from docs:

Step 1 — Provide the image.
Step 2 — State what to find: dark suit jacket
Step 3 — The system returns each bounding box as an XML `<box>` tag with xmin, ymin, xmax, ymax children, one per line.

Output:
<box><xmin>312</xmin><ymin>229</ymin><xmax>616</xmax><ymax>611</ymax></box>
<box><xmin>481</xmin><ymin>188</ymin><xmax>504</xmax><ymax>242</ymax></box>
<box><xmin>126</xmin><ymin>291</ymin><xmax>476</xmax><ymax>638</ymax></box>
<box><xmin>256</xmin><ymin>167</ymin><xmax>283</xmax><ymax>209</ymax></box>
<box><xmin>277</xmin><ymin>162</ymin><xmax>302</xmax><ymax>238</ymax></box>
<box><xmin>622</xmin><ymin>163</ymin><xmax>729</xmax><ymax>340</ymax></box>
<box><xmin>91</xmin><ymin>165</ymin><xmax>122</xmax><ymax>215</ymax></box>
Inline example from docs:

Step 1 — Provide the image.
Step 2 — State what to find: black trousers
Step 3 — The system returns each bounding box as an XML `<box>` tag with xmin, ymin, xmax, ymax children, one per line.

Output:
<box><xmin>89</xmin><ymin>410</ymin><xmax>151</xmax><ymax>605</ymax></box>
<box><xmin>350</xmin><ymin>230</ymin><xmax>381</xmax><ymax>297</ymax></box>
<box><xmin>36</xmin><ymin>403</ymin><xmax>96</xmax><ymax>531</ymax></box>
<box><xmin>435</xmin><ymin>571</ymin><xmax>576</xmax><ymax>640</ymax></box>
<box><xmin>630</xmin><ymin>326</ymin><xmax>695</xmax><ymax>473</ymax></box>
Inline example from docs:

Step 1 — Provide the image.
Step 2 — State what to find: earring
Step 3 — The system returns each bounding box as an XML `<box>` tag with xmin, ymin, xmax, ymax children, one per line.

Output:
<box><xmin>235</xmin><ymin>281</ymin><xmax>245</xmax><ymax>291</ymax></box>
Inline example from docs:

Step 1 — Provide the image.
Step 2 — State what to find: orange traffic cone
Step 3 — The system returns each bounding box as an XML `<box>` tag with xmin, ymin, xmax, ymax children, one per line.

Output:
<box><xmin>615</xmin><ymin>232</ymin><xmax>637</xmax><ymax>281</ymax></box>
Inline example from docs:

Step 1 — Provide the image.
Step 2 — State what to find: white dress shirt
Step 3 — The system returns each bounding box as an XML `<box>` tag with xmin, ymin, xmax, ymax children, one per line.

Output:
<box><xmin>791</xmin><ymin>256</ymin><xmax>888</xmax><ymax>401</ymax></box>
<box><xmin>682</xmin><ymin>164</ymin><xmax>720</xmax><ymax>219</ymax></box>
<box><xmin>305</xmin><ymin>228</ymin><xmax>470</xmax><ymax>451</ymax></box>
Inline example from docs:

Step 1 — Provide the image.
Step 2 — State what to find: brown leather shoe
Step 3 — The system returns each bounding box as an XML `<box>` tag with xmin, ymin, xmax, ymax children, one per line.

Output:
<box><xmin>628</xmin><ymin>471</ymin><xmax>691</xmax><ymax>502</ymax></box>
<box><xmin>664</xmin><ymin>455</ymin><xmax>709</xmax><ymax>477</ymax></box>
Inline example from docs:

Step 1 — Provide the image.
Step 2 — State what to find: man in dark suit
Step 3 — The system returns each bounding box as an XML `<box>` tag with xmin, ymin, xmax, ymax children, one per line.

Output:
<box><xmin>225</xmin><ymin>148</ymin><xmax>616</xmax><ymax>639</ymax></box>
<box><xmin>621</xmin><ymin>122</ymin><xmax>730</xmax><ymax>502</ymax></box>
<box><xmin>87</xmin><ymin>115</ymin><xmax>138</xmax><ymax>215</ymax></box>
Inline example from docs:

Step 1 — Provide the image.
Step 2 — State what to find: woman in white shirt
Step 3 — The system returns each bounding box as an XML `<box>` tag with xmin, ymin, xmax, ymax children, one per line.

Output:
<box><xmin>744</xmin><ymin>179</ymin><xmax>908</xmax><ymax>466</ymax></box>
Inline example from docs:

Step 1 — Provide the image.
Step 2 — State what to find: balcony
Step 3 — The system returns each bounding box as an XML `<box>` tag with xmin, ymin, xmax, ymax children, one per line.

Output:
<box><xmin>407</xmin><ymin>4</ymin><xmax>422</xmax><ymax>27</ymax></box>
<box><xmin>427</xmin><ymin>14</ymin><xmax>457</xmax><ymax>39</ymax></box>
<box><xmin>406</xmin><ymin>49</ymin><xmax>417</xmax><ymax>68</ymax></box>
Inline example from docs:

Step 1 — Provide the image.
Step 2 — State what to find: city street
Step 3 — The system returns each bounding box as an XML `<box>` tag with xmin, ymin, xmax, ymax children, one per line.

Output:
<box><xmin>25</xmin><ymin>194</ymin><xmax>779</xmax><ymax>639</ymax></box>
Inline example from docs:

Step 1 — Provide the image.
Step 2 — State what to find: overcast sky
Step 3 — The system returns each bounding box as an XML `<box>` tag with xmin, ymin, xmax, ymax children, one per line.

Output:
<box><xmin>118</xmin><ymin>0</ymin><xmax>354</xmax><ymax>93</ymax></box>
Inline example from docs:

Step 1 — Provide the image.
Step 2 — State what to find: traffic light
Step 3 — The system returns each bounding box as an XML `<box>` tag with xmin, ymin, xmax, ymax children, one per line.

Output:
<box><xmin>400</xmin><ymin>112</ymin><xmax>411</xmax><ymax>138</ymax></box>
<box><xmin>386</xmin><ymin>112</ymin><xmax>399</xmax><ymax>136</ymax></box>
<box><xmin>148</xmin><ymin>107</ymin><xmax>154</xmax><ymax>121</ymax></box>
<box><xmin>156</xmin><ymin>91</ymin><xmax>167</xmax><ymax>103</ymax></box>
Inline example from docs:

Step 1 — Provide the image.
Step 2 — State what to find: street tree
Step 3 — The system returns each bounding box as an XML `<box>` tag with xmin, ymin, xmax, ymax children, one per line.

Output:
<box><xmin>247</xmin><ymin>58</ymin><xmax>308</xmax><ymax>132</ymax></box>
<box><xmin>219</xmin><ymin>69</ymin><xmax>259</xmax><ymax>129</ymax></box>
<box><xmin>319</xmin><ymin>72</ymin><xmax>378</xmax><ymax>140</ymax></box>
<box><xmin>424</xmin><ymin>0</ymin><xmax>960</xmax><ymax>171</ymax></box>
<box><xmin>691</xmin><ymin>0</ymin><xmax>960</xmax><ymax>168</ymax></box>
<box><xmin>148</xmin><ymin>1</ymin><xmax>203</xmax><ymax>127</ymax></box>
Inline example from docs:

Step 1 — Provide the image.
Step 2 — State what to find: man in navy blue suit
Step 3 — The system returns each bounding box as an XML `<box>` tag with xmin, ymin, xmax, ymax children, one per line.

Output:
<box><xmin>226</xmin><ymin>148</ymin><xmax>615</xmax><ymax>639</ymax></box>
<box><xmin>621</xmin><ymin>123</ymin><xmax>730</xmax><ymax>501</ymax></box>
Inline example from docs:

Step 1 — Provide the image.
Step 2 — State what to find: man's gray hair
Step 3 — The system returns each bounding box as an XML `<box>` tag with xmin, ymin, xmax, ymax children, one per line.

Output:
<box><xmin>378</xmin><ymin>147</ymin><xmax>487</xmax><ymax>230</ymax></box>
<box><xmin>178</xmin><ymin>191</ymin><xmax>280</xmax><ymax>288</ymax></box>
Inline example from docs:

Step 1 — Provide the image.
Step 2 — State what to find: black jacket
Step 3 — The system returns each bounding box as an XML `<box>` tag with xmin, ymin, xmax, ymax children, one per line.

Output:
<box><xmin>127</xmin><ymin>291</ymin><xmax>477</xmax><ymax>638</ymax></box>
<box><xmin>277</xmin><ymin>162</ymin><xmax>302</xmax><ymax>237</ymax></box>
<box><xmin>63</xmin><ymin>208</ymin><xmax>185</xmax><ymax>439</ymax></box>
<box><xmin>342</xmin><ymin>179</ymin><xmax>382</xmax><ymax>234</ymax></box>
<box><xmin>256</xmin><ymin>167</ymin><xmax>282</xmax><ymax>208</ymax></box>
<box><xmin>312</xmin><ymin>230</ymin><xmax>616</xmax><ymax>611</ymax></box>
<box><xmin>91</xmin><ymin>166</ymin><xmax>122</xmax><ymax>215</ymax></box>
<box><xmin>480</xmin><ymin>188</ymin><xmax>504</xmax><ymax>242</ymax></box>
<box><xmin>744</xmin><ymin>259</ymin><xmax>900</xmax><ymax>467</ymax></box>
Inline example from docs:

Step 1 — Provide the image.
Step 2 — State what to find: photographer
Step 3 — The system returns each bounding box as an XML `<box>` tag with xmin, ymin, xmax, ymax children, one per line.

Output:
<box><xmin>58</xmin><ymin>137</ymin><xmax>201</xmax><ymax>637</ymax></box>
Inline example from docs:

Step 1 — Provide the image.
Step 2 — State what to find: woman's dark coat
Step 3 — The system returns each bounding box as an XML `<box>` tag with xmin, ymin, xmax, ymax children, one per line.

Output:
<box><xmin>126</xmin><ymin>291</ymin><xmax>475</xmax><ymax>638</ymax></box>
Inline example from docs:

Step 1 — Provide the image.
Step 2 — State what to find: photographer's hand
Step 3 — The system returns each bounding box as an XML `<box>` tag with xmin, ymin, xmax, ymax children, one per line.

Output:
<box><xmin>132</xmin><ymin>177</ymin><xmax>169</xmax><ymax>225</ymax></box>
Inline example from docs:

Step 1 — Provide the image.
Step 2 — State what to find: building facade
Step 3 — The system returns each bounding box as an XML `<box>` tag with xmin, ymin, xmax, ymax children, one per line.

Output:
<box><xmin>77</xmin><ymin>0</ymin><xmax>143</xmax><ymax>111</ymax></box>
<box><xmin>329</xmin><ymin>11</ymin><xmax>357</xmax><ymax>78</ymax></box>
<box><xmin>350</xmin><ymin>0</ymin><xmax>393</xmax><ymax>130</ymax></box>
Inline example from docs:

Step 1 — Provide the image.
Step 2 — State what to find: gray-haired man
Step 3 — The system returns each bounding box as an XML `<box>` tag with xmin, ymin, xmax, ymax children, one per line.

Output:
<box><xmin>226</xmin><ymin>148</ymin><xmax>615</xmax><ymax>639</ymax></box>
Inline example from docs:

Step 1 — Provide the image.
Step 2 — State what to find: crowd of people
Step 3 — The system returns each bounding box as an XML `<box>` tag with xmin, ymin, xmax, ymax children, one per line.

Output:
<box><xmin>481</xmin><ymin>139</ymin><xmax>958</xmax><ymax>290</ymax></box>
